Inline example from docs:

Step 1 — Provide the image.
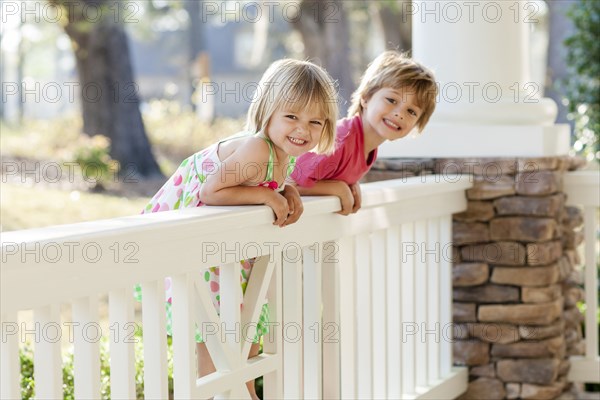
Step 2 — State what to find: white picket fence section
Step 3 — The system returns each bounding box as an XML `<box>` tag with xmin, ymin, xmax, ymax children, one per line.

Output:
<box><xmin>1</xmin><ymin>175</ymin><xmax>471</xmax><ymax>399</ymax></box>
<box><xmin>564</xmin><ymin>170</ymin><xmax>600</xmax><ymax>384</ymax></box>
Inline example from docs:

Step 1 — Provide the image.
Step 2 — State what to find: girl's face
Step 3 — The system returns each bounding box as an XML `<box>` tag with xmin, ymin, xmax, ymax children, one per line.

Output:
<box><xmin>361</xmin><ymin>87</ymin><xmax>421</xmax><ymax>142</ymax></box>
<box><xmin>265</xmin><ymin>105</ymin><xmax>326</xmax><ymax>158</ymax></box>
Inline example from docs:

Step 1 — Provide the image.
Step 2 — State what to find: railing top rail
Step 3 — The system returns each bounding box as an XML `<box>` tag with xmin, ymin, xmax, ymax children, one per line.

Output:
<box><xmin>1</xmin><ymin>175</ymin><xmax>471</xmax><ymax>313</ymax></box>
<box><xmin>1</xmin><ymin>175</ymin><xmax>471</xmax><ymax>246</ymax></box>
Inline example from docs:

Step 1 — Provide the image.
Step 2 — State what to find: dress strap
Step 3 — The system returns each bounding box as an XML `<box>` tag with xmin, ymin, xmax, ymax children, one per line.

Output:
<box><xmin>286</xmin><ymin>156</ymin><xmax>297</xmax><ymax>178</ymax></box>
<box><xmin>257</xmin><ymin>136</ymin><xmax>275</xmax><ymax>182</ymax></box>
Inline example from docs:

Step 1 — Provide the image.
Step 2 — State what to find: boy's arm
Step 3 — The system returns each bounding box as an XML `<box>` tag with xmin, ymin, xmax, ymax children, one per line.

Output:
<box><xmin>296</xmin><ymin>180</ymin><xmax>355</xmax><ymax>215</ymax></box>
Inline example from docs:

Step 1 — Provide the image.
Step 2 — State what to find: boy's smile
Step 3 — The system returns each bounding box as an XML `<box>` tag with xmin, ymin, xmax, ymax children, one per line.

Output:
<box><xmin>361</xmin><ymin>87</ymin><xmax>422</xmax><ymax>146</ymax></box>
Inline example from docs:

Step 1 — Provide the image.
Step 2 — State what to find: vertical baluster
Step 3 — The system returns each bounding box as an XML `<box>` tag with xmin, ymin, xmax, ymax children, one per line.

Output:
<box><xmin>439</xmin><ymin>215</ymin><xmax>453</xmax><ymax>377</ymax></box>
<box><xmin>401</xmin><ymin>222</ymin><xmax>416</xmax><ymax>395</ymax></box>
<box><xmin>371</xmin><ymin>230</ymin><xmax>387</xmax><ymax>398</ymax></box>
<box><xmin>386</xmin><ymin>226</ymin><xmax>402</xmax><ymax>398</ymax></box>
<box><xmin>303</xmin><ymin>243</ymin><xmax>323</xmax><ymax>399</ymax></box>
<box><xmin>355</xmin><ymin>233</ymin><xmax>372</xmax><ymax>399</ymax></box>
<box><xmin>414</xmin><ymin>220</ymin><xmax>428</xmax><ymax>388</ymax></box>
<box><xmin>1</xmin><ymin>312</ymin><xmax>21</xmax><ymax>400</ymax></box>
<box><xmin>427</xmin><ymin>218</ymin><xmax>441</xmax><ymax>383</ymax></box>
<box><xmin>282</xmin><ymin>246</ymin><xmax>304</xmax><ymax>398</ymax></box>
<box><xmin>282</xmin><ymin>249</ymin><xmax>304</xmax><ymax>397</ymax></box>
<box><xmin>33</xmin><ymin>305</ymin><xmax>63</xmax><ymax>400</ymax></box>
<box><xmin>583</xmin><ymin>206</ymin><xmax>599</xmax><ymax>360</ymax></box>
<box><xmin>141</xmin><ymin>280</ymin><xmax>169</xmax><ymax>399</ymax></box>
<box><xmin>219</xmin><ymin>262</ymin><xmax>247</xmax><ymax>399</ymax></box>
<box><xmin>322</xmin><ymin>240</ymin><xmax>341</xmax><ymax>399</ymax></box>
<box><xmin>72</xmin><ymin>296</ymin><xmax>101</xmax><ymax>399</ymax></box>
<box><xmin>264</xmin><ymin>252</ymin><xmax>284</xmax><ymax>399</ymax></box>
<box><xmin>108</xmin><ymin>289</ymin><xmax>136</xmax><ymax>399</ymax></box>
<box><xmin>171</xmin><ymin>273</ymin><xmax>197</xmax><ymax>399</ymax></box>
<box><xmin>338</xmin><ymin>235</ymin><xmax>357</xmax><ymax>399</ymax></box>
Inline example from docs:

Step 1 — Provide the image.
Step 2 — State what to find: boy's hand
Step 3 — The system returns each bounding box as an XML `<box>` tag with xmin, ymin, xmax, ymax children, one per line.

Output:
<box><xmin>280</xmin><ymin>185</ymin><xmax>304</xmax><ymax>226</ymax></box>
<box><xmin>295</xmin><ymin>180</ymin><xmax>355</xmax><ymax>216</ymax></box>
<box><xmin>350</xmin><ymin>182</ymin><xmax>362</xmax><ymax>213</ymax></box>
<box><xmin>333</xmin><ymin>182</ymin><xmax>355</xmax><ymax>216</ymax></box>
<box><xmin>265</xmin><ymin>192</ymin><xmax>290</xmax><ymax>227</ymax></box>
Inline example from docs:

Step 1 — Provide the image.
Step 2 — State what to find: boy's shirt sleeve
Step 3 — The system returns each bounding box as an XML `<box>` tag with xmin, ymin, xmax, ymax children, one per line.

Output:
<box><xmin>290</xmin><ymin>148</ymin><xmax>344</xmax><ymax>188</ymax></box>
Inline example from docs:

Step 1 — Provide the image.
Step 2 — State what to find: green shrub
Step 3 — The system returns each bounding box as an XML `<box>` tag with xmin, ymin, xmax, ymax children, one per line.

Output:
<box><xmin>563</xmin><ymin>0</ymin><xmax>600</xmax><ymax>162</ymax></box>
<box><xmin>19</xmin><ymin>329</ymin><xmax>161</xmax><ymax>400</ymax></box>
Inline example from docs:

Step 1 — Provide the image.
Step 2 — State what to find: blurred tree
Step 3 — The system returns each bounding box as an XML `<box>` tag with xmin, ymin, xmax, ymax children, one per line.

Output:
<box><xmin>563</xmin><ymin>0</ymin><xmax>599</xmax><ymax>161</ymax></box>
<box><xmin>49</xmin><ymin>0</ymin><xmax>162</xmax><ymax>178</ymax></box>
<box><xmin>290</xmin><ymin>0</ymin><xmax>354</xmax><ymax>115</ymax></box>
<box><xmin>372</xmin><ymin>0</ymin><xmax>412</xmax><ymax>51</ymax></box>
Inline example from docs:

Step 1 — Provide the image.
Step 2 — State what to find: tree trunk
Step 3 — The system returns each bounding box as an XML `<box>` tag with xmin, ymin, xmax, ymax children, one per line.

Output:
<box><xmin>57</xmin><ymin>0</ymin><xmax>162</xmax><ymax>178</ymax></box>
<box><xmin>377</xmin><ymin>0</ymin><xmax>412</xmax><ymax>52</ymax></box>
<box><xmin>291</xmin><ymin>0</ymin><xmax>354</xmax><ymax>116</ymax></box>
<box><xmin>546</xmin><ymin>0</ymin><xmax>576</xmax><ymax>127</ymax></box>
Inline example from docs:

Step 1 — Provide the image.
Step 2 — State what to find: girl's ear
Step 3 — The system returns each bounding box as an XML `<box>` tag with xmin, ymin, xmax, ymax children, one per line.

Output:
<box><xmin>360</xmin><ymin>97</ymin><xmax>368</xmax><ymax>108</ymax></box>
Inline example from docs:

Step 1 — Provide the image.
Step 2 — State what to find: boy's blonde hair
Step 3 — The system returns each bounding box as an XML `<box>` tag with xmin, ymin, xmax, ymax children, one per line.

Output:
<box><xmin>246</xmin><ymin>59</ymin><xmax>338</xmax><ymax>154</ymax></box>
<box><xmin>348</xmin><ymin>51</ymin><xmax>438</xmax><ymax>132</ymax></box>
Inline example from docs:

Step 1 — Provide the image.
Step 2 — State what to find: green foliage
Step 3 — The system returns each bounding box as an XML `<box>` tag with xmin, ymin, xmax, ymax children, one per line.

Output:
<box><xmin>73</xmin><ymin>135</ymin><xmax>117</xmax><ymax>187</ymax></box>
<box><xmin>18</xmin><ymin>328</ymin><xmax>168</xmax><ymax>400</ymax></box>
<box><xmin>563</xmin><ymin>0</ymin><xmax>600</xmax><ymax>162</ymax></box>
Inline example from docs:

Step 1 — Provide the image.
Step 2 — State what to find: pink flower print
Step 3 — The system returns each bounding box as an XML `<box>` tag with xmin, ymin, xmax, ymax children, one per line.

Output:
<box><xmin>173</xmin><ymin>174</ymin><xmax>183</xmax><ymax>186</ymax></box>
<box><xmin>202</xmin><ymin>159</ymin><xmax>216</xmax><ymax>174</ymax></box>
<box><xmin>152</xmin><ymin>203</ymin><xmax>161</xmax><ymax>213</ymax></box>
<box><xmin>260</xmin><ymin>181</ymin><xmax>279</xmax><ymax>190</ymax></box>
<box><xmin>159</xmin><ymin>203</ymin><xmax>170</xmax><ymax>212</ymax></box>
<box><xmin>176</xmin><ymin>188</ymin><xmax>183</xmax><ymax>198</ymax></box>
<box><xmin>167</xmin><ymin>297</ymin><xmax>172</xmax><ymax>304</ymax></box>
<box><xmin>210</xmin><ymin>281</ymin><xmax>220</xmax><ymax>292</ymax></box>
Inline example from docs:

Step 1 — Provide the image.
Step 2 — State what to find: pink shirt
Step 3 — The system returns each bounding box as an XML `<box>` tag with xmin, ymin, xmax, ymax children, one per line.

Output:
<box><xmin>291</xmin><ymin>115</ymin><xmax>378</xmax><ymax>187</ymax></box>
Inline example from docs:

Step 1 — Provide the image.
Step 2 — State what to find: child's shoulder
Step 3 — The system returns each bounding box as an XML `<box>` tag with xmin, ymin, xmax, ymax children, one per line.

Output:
<box><xmin>220</xmin><ymin>134</ymin><xmax>272</xmax><ymax>162</ymax></box>
<box><xmin>336</xmin><ymin>115</ymin><xmax>362</xmax><ymax>142</ymax></box>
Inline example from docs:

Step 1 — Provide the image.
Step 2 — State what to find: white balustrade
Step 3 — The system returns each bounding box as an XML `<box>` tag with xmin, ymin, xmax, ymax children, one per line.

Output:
<box><xmin>564</xmin><ymin>170</ymin><xmax>600</xmax><ymax>384</ymax></box>
<box><xmin>1</xmin><ymin>175</ymin><xmax>471</xmax><ymax>399</ymax></box>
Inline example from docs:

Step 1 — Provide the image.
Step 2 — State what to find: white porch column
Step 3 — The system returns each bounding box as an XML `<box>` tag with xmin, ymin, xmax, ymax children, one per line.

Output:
<box><xmin>379</xmin><ymin>0</ymin><xmax>570</xmax><ymax>157</ymax></box>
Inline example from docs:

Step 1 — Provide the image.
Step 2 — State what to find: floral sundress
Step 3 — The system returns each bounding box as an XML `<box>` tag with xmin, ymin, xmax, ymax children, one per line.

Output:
<box><xmin>134</xmin><ymin>132</ymin><xmax>296</xmax><ymax>343</ymax></box>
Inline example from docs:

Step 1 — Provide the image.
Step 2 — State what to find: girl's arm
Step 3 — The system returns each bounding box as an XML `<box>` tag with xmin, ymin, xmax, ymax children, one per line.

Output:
<box><xmin>295</xmin><ymin>180</ymin><xmax>355</xmax><ymax>215</ymax></box>
<box><xmin>199</xmin><ymin>138</ymin><xmax>290</xmax><ymax>226</ymax></box>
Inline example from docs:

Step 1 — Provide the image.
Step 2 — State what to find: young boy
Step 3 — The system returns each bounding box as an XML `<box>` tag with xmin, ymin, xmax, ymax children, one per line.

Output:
<box><xmin>289</xmin><ymin>51</ymin><xmax>438</xmax><ymax>213</ymax></box>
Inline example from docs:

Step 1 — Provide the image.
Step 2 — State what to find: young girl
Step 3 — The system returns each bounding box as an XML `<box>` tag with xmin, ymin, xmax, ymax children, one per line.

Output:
<box><xmin>289</xmin><ymin>51</ymin><xmax>438</xmax><ymax>212</ymax></box>
<box><xmin>136</xmin><ymin>59</ymin><xmax>338</xmax><ymax>397</ymax></box>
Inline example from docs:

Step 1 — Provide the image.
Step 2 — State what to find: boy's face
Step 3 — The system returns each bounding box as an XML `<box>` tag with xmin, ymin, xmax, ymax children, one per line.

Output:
<box><xmin>360</xmin><ymin>87</ymin><xmax>421</xmax><ymax>142</ymax></box>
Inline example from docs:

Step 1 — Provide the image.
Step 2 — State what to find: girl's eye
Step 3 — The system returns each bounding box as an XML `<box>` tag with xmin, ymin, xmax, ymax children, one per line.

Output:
<box><xmin>285</xmin><ymin>115</ymin><xmax>297</xmax><ymax>120</ymax></box>
<box><xmin>310</xmin><ymin>120</ymin><xmax>323</xmax><ymax>126</ymax></box>
<box><xmin>408</xmin><ymin>109</ymin><xmax>418</xmax><ymax>117</ymax></box>
<box><xmin>386</xmin><ymin>97</ymin><xmax>397</xmax><ymax>104</ymax></box>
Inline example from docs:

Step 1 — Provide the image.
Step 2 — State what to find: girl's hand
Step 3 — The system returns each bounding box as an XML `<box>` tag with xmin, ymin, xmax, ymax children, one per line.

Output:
<box><xmin>349</xmin><ymin>182</ymin><xmax>362</xmax><ymax>213</ymax></box>
<box><xmin>265</xmin><ymin>191</ymin><xmax>290</xmax><ymax>227</ymax></box>
<box><xmin>281</xmin><ymin>185</ymin><xmax>304</xmax><ymax>226</ymax></box>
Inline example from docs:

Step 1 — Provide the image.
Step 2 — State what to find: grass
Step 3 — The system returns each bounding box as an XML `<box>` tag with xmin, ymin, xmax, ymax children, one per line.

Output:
<box><xmin>1</xmin><ymin>103</ymin><xmax>244</xmax><ymax>231</ymax></box>
<box><xmin>0</xmin><ymin>183</ymin><xmax>148</xmax><ymax>232</ymax></box>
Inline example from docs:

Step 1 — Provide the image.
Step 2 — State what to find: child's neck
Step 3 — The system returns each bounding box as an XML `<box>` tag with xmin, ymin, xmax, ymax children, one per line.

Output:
<box><xmin>360</xmin><ymin>114</ymin><xmax>385</xmax><ymax>158</ymax></box>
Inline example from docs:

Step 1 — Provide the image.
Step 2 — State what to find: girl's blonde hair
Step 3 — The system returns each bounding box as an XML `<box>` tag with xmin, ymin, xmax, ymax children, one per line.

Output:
<box><xmin>246</xmin><ymin>59</ymin><xmax>338</xmax><ymax>154</ymax></box>
<box><xmin>348</xmin><ymin>51</ymin><xmax>438</xmax><ymax>132</ymax></box>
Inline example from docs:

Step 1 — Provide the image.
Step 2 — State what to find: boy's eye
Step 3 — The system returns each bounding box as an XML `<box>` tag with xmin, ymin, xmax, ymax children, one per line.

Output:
<box><xmin>285</xmin><ymin>114</ymin><xmax>297</xmax><ymax>120</ymax></box>
<box><xmin>386</xmin><ymin>97</ymin><xmax>397</xmax><ymax>104</ymax></box>
<box><xmin>409</xmin><ymin>109</ymin><xmax>418</xmax><ymax>117</ymax></box>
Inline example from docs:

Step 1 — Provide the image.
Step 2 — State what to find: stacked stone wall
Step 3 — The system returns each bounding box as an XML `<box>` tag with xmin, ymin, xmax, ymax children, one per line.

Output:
<box><xmin>364</xmin><ymin>156</ymin><xmax>587</xmax><ymax>400</ymax></box>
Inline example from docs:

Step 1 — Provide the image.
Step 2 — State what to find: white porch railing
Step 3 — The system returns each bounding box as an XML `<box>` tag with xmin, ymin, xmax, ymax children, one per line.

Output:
<box><xmin>1</xmin><ymin>175</ymin><xmax>471</xmax><ymax>399</ymax></box>
<box><xmin>564</xmin><ymin>170</ymin><xmax>600</xmax><ymax>384</ymax></box>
